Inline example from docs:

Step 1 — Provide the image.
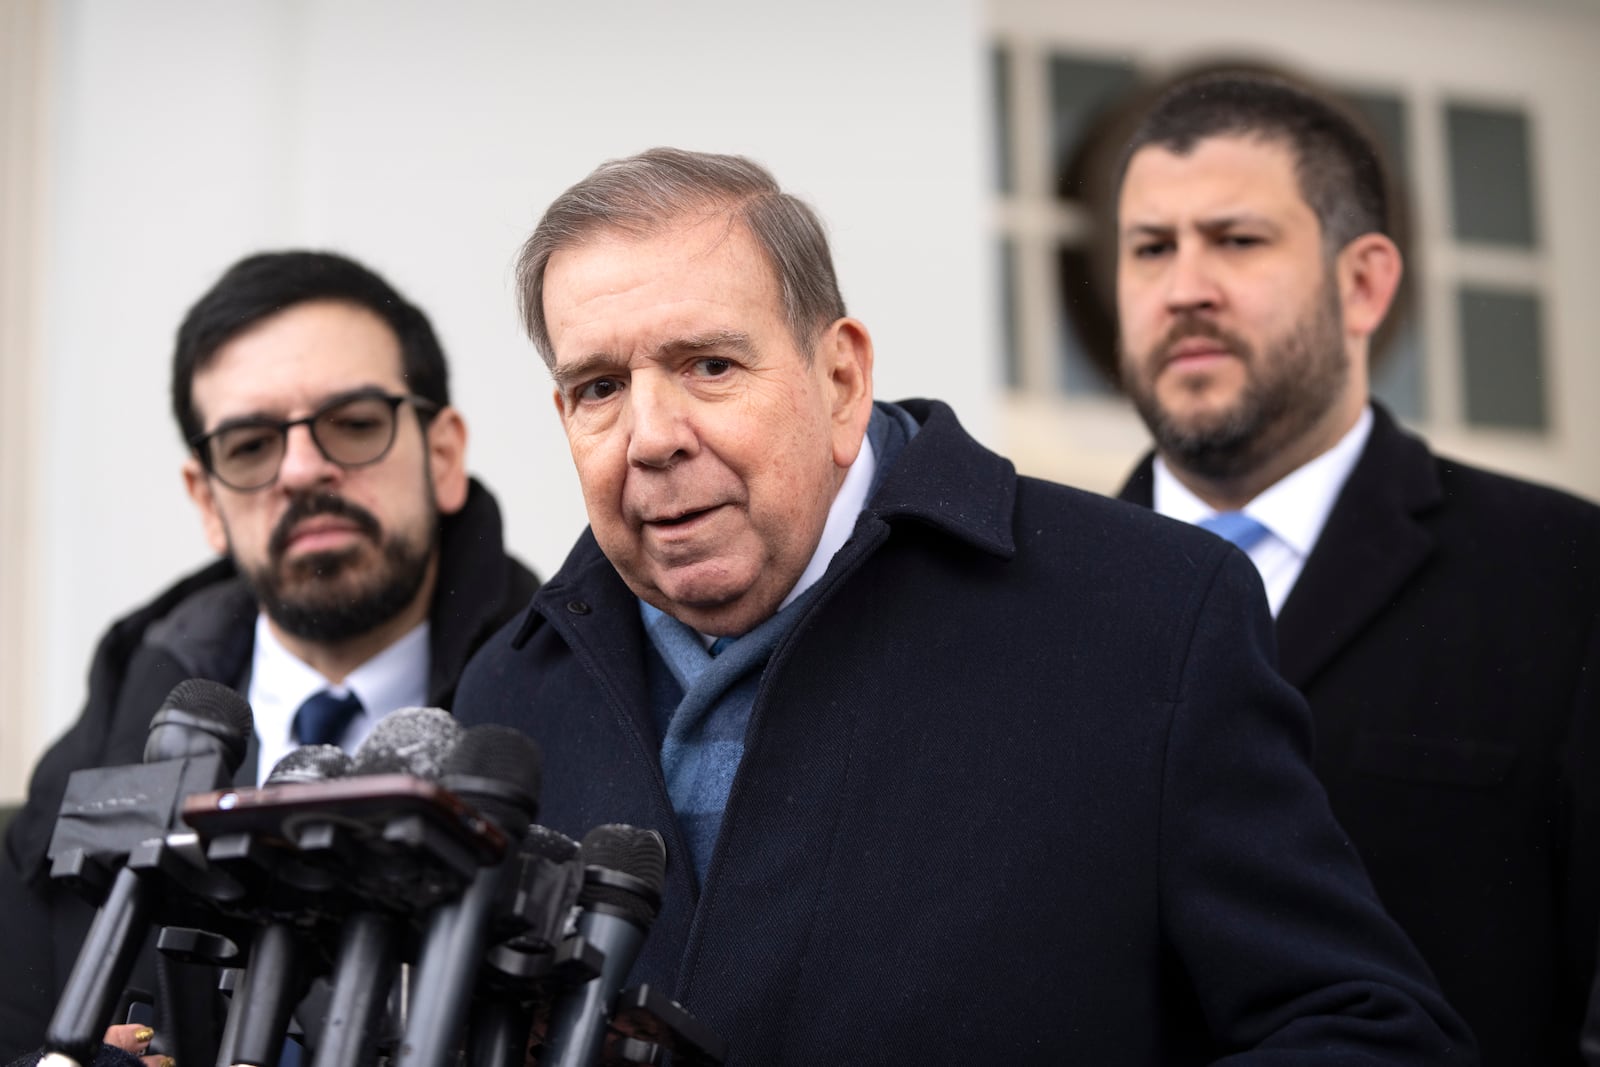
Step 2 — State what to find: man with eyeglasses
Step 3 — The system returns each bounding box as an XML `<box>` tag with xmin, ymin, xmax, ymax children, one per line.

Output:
<box><xmin>0</xmin><ymin>250</ymin><xmax>540</xmax><ymax>1062</ymax></box>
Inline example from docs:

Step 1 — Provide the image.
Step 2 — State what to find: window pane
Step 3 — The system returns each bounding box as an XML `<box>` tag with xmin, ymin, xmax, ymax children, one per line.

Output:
<box><xmin>1457</xmin><ymin>285</ymin><xmax>1547</xmax><ymax>430</ymax></box>
<box><xmin>1446</xmin><ymin>104</ymin><xmax>1539</xmax><ymax>247</ymax></box>
<box><xmin>1048</xmin><ymin>53</ymin><xmax>1137</xmax><ymax>202</ymax></box>
<box><xmin>992</xmin><ymin>45</ymin><xmax>1014</xmax><ymax>195</ymax></box>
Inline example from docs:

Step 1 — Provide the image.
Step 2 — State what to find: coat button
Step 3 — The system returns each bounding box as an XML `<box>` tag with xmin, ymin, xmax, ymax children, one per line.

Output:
<box><xmin>567</xmin><ymin>600</ymin><xmax>591</xmax><ymax>615</ymax></box>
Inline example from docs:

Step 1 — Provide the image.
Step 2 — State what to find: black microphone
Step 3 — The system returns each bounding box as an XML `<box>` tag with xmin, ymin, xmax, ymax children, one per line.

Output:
<box><xmin>311</xmin><ymin>708</ymin><xmax>463</xmax><ymax>1067</ymax></box>
<box><xmin>467</xmin><ymin>825</ymin><xmax>583</xmax><ymax>1067</ymax></box>
<box><xmin>216</xmin><ymin>745</ymin><xmax>354</xmax><ymax>1067</ymax></box>
<box><xmin>396</xmin><ymin>725</ymin><xmax>543</xmax><ymax>1067</ymax></box>
<box><xmin>43</xmin><ymin>680</ymin><xmax>254</xmax><ymax>1067</ymax></box>
<box><xmin>143</xmin><ymin>678</ymin><xmax>254</xmax><ymax>766</ymax></box>
<box><xmin>539</xmin><ymin>825</ymin><xmax>667</xmax><ymax>1067</ymax></box>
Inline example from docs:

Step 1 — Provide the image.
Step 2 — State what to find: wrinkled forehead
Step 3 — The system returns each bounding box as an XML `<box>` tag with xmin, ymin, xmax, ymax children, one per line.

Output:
<box><xmin>548</xmin><ymin>216</ymin><xmax>781</xmax><ymax>333</ymax></box>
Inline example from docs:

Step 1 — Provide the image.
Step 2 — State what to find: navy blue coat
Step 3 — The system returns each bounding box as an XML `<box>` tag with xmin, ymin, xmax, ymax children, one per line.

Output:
<box><xmin>457</xmin><ymin>400</ymin><xmax>1473</xmax><ymax>1063</ymax></box>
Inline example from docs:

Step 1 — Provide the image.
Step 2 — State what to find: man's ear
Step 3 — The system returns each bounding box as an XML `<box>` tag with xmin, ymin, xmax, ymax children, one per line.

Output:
<box><xmin>1337</xmin><ymin>233</ymin><xmax>1403</xmax><ymax>343</ymax></box>
<box><xmin>816</xmin><ymin>317</ymin><xmax>875</xmax><ymax>469</ymax></box>
<box><xmin>182</xmin><ymin>457</ymin><xmax>231</xmax><ymax>556</ymax></box>
<box><xmin>426</xmin><ymin>406</ymin><xmax>470</xmax><ymax>515</ymax></box>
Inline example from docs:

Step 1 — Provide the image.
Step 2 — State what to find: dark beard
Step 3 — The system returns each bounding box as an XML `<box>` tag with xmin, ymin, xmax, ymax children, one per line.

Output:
<box><xmin>243</xmin><ymin>492</ymin><xmax>437</xmax><ymax>644</ymax></box>
<box><xmin>1122</xmin><ymin>277</ymin><xmax>1347</xmax><ymax>480</ymax></box>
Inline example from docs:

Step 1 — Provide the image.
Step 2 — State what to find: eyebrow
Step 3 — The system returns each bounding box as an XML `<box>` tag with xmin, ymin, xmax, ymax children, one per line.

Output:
<box><xmin>661</xmin><ymin>330</ymin><xmax>755</xmax><ymax>359</ymax></box>
<box><xmin>551</xmin><ymin>330</ymin><xmax>757</xmax><ymax>391</ymax></box>
<box><xmin>1122</xmin><ymin>214</ymin><xmax>1278</xmax><ymax>240</ymax></box>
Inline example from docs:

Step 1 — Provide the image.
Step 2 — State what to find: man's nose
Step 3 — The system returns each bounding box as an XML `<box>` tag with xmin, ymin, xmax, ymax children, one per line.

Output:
<box><xmin>625</xmin><ymin>378</ymin><xmax>697</xmax><ymax>470</ymax></box>
<box><xmin>1164</xmin><ymin>243</ymin><xmax>1222</xmax><ymax>313</ymax></box>
<box><xmin>275</xmin><ymin>423</ymin><xmax>341</xmax><ymax>490</ymax></box>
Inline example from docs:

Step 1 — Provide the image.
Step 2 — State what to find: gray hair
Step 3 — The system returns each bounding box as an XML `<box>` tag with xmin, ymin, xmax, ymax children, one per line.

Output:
<box><xmin>516</xmin><ymin>147</ymin><xmax>847</xmax><ymax>368</ymax></box>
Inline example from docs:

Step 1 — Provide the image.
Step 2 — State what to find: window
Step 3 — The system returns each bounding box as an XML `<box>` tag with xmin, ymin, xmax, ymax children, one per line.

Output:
<box><xmin>991</xmin><ymin>43</ymin><xmax>1554</xmax><ymax>436</ymax></box>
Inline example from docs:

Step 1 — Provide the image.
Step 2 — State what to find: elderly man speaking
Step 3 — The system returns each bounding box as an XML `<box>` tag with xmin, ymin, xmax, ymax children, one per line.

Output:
<box><xmin>455</xmin><ymin>148</ymin><xmax>1474</xmax><ymax>1063</ymax></box>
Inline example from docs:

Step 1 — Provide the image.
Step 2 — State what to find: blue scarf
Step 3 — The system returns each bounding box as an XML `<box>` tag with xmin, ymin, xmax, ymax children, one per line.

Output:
<box><xmin>639</xmin><ymin>402</ymin><xmax>917</xmax><ymax>885</ymax></box>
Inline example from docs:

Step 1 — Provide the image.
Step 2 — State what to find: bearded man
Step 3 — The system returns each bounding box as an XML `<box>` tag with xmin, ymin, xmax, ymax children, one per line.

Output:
<box><xmin>0</xmin><ymin>251</ymin><xmax>538</xmax><ymax>1063</ymax></box>
<box><xmin>1114</xmin><ymin>71</ymin><xmax>1600</xmax><ymax>1064</ymax></box>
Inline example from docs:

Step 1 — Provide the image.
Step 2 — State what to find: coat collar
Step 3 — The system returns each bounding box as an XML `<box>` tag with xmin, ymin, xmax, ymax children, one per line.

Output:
<box><xmin>863</xmin><ymin>398</ymin><xmax>1017</xmax><ymax>560</ymax></box>
<box><xmin>427</xmin><ymin>477</ymin><xmax>539</xmax><ymax>705</ymax></box>
<box><xmin>516</xmin><ymin>397</ymin><xmax>1020</xmax><ymax>671</ymax></box>
<box><xmin>1117</xmin><ymin>404</ymin><xmax>1440</xmax><ymax>688</ymax></box>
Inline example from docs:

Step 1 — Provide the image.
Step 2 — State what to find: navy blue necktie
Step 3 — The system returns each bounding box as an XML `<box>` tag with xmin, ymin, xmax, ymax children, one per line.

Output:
<box><xmin>1199</xmin><ymin>511</ymin><xmax>1271</xmax><ymax>552</ymax></box>
<box><xmin>708</xmin><ymin>636</ymin><xmax>735</xmax><ymax>657</ymax></box>
<box><xmin>292</xmin><ymin>690</ymin><xmax>363</xmax><ymax>746</ymax></box>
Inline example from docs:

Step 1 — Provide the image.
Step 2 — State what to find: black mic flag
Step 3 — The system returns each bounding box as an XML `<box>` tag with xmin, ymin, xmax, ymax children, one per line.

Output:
<box><xmin>42</xmin><ymin>680</ymin><xmax>254</xmax><ymax>1067</ymax></box>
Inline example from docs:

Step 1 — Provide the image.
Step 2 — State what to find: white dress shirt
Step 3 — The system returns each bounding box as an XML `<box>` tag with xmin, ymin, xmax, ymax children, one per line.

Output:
<box><xmin>248</xmin><ymin>614</ymin><xmax>431</xmax><ymax>783</ymax></box>
<box><xmin>1153</xmin><ymin>407</ymin><xmax>1373</xmax><ymax>618</ymax></box>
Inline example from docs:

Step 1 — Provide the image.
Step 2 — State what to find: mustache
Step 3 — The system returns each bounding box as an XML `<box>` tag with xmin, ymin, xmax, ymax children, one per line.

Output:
<box><xmin>268</xmin><ymin>493</ymin><xmax>383</xmax><ymax>560</ymax></box>
<box><xmin>1154</xmin><ymin>315</ymin><xmax>1251</xmax><ymax>362</ymax></box>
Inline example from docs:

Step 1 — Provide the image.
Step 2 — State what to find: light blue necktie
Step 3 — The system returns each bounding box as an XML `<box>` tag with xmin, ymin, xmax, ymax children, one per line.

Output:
<box><xmin>1199</xmin><ymin>511</ymin><xmax>1271</xmax><ymax>552</ymax></box>
<box><xmin>292</xmin><ymin>690</ymin><xmax>363</xmax><ymax>746</ymax></box>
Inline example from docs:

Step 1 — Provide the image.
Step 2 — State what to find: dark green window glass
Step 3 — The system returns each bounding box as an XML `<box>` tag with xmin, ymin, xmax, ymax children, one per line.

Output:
<box><xmin>1048</xmin><ymin>53</ymin><xmax>1137</xmax><ymax>202</ymax></box>
<box><xmin>1447</xmin><ymin>104</ymin><xmax>1539</xmax><ymax>247</ymax></box>
<box><xmin>1458</xmin><ymin>285</ymin><xmax>1547</xmax><ymax>430</ymax></box>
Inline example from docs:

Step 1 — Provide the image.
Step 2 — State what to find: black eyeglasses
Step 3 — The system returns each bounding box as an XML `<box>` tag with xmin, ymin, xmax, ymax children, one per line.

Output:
<box><xmin>190</xmin><ymin>391</ymin><xmax>440</xmax><ymax>492</ymax></box>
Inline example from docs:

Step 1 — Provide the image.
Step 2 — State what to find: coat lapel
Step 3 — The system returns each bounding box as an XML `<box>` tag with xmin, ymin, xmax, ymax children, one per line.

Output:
<box><xmin>1274</xmin><ymin>407</ymin><xmax>1440</xmax><ymax>688</ymax></box>
<box><xmin>1117</xmin><ymin>454</ymin><xmax>1156</xmax><ymax>509</ymax></box>
<box><xmin>1116</xmin><ymin>407</ymin><xmax>1441</xmax><ymax>690</ymax></box>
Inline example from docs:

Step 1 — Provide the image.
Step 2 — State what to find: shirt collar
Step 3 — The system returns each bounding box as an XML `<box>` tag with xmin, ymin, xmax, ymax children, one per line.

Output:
<box><xmin>779</xmin><ymin>431</ymin><xmax>877</xmax><ymax>612</ymax></box>
<box><xmin>1153</xmin><ymin>405</ymin><xmax>1373</xmax><ymax>558</ymax></box>
<box><xmin>248</xmin><ymin>613</ymin><xmax>432</xmax><ymax>778</ymax></box>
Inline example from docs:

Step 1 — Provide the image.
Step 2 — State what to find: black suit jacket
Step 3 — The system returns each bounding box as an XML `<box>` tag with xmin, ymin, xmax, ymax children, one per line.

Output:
<box><xmin>1120</xmin><ymin>403</ymin><xmax>1600</xmax><ymax>1065</ymax></box>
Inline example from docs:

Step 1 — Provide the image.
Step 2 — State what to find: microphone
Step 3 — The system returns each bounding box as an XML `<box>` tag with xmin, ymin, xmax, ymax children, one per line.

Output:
<box><xmin>347</xmin><ymin>706</ymin><xmax>463</xmax><ymax>778</ymax></box>
<box><xmin>467</xmin><ymin>824</ymin><xmax>583</xmax><ymax>1067</ymax></box>
<box><xmin>216</xmin><ymin>745</ymin><xmax>355</xmax><ymax>1067</ymax></box>
<box><xmin>311</xmin><ymin>708</ymin><xmax>464</xmax><ymax>1067</ymax></box>
<box><xmin>43</xmin><ymin>680</ymin><xmax>254</xmax><ymax>1067</ymax></box>
<box><xmin>397</xmin><ymin>725</ymin><xmax>543</xmax><ymax>1067</ymax></box>
<box><xmin>264</xmin><ymin>744</ymin><xmax>354</xmax><ymax>786</ymax></box>
<box><xmin>539</xmin><ymin>825</ymin><xmax>667</xmax><ymax>1067</ymax></box>
<box><xmin>143</xmin><ymin>678</ymin><xmax>253</xmax><ymax>766</ymax></box>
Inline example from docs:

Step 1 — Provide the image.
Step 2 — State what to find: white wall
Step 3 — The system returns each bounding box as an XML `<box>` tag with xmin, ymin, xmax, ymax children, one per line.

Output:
<box><xmin>20</xmin><ymin>0</ymin><xmax>995</xmax><ymax>790</ymax></box>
